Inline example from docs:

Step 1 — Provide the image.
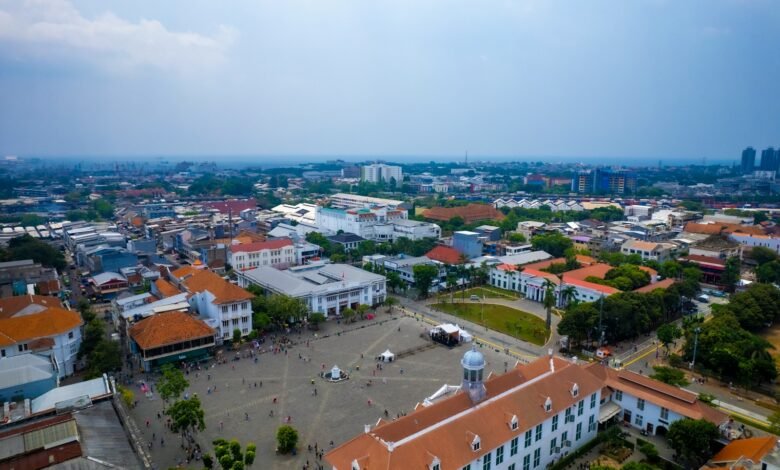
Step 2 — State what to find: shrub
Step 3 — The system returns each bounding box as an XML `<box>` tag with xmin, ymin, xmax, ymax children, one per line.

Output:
<box><xmin>276</xmin><ymin>425</ymin><xmax>299</xmax><ymax>454</ymax></box>
<box><xmin>246</xmin><ymin>443</ymin><xmax>256</xmax><ymax>453</ymax></box>
<box><xmin>245</xmin><ymin>451</ymin><xmax>255</xmax><ymax>465</ymax></box>
<box><xmin>668</xmin><ymin>353</ymin><xmax>684</xmax><ymax>368</ymax></box>
<box><xmin>219</xmin><ymin>454</ymin><xmax>234</xmax><ymax>469</ymax></box>
<box><xmin>202</xmin><ymin>453</ymin><xmax>214</xmax><ymax>469</ymax></box>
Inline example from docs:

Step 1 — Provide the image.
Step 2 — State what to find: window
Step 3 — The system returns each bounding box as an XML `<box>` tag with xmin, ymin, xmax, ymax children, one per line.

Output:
<box><xmin>552</xmin><ymin>414</ymin><xmax>559</xmax><ymax>431</ymax></box>
<box><xmin>544</xmin><ymin>396</ymin><xmax>552</xmax><ymax>412</ymax></box>
<box><xmin>463</xmin><ymin>466</ymin><xmax>471</xmax><ymax>470</ymax></box>
<box><xmin>509</xmin><ymin>465</ymin><xmax>516</xmax><ymax>470</ymax></box>
<box><xmin>221</xmin><ymin>305</ymin><xmax>228</xmax><ymax>313</ymax></box>
<box><xmin>496</xmin><ymin>445</ymin><xmax>504</xmax><ymax>465</ymax></box>
<box><xmin>550</xmin><ymin>437</ymin><xmax>557</xmax><ymax>455</ymax></box>
<box><xmin>482</xmin><ymin>451</ymin><xmax>491</xmax><ymax>470</ymax></box>
<box><xmin>232</xmin><ymin>318</ymin><xmax>239</xmax><ymax>326</ymax></box>
<box><xmin>535</xmin><ymin>423</ymin><xmax>543</xmax><ymax>442</ymax></box>
<box><xmin>523</xmin><ymin>454</ymin><xmax>531</xmax><ymax>470</ymax></box>
<box><xmin>637</xmin><ymin>398</ymin><xmax>645</xmax><ymax>411</ymax></box>
<box><xmin>635</xmin><ymin>414</ymin><xmax>643</xmax><ymax>427</ymax></box>
<box><xmin>431</xmin><ymin>462</ymin><xmax>440</xmax><ymax>470</ymax></box>
<box><xmin>472</xmin><ymin>437</ymin><xmax>481</xmax><ymax>451</ymax></box>
<box><xmin>510</xmin><ymin>437</ymin><xmax>518</xmax><ymax>456</ymax></box>
<box><xmin>588</xmin><ymin>415</ymin><xmax>596</xmax><ymax>432</ymax></box>
<box><xmin>68</xmin><ymin>331</ymin><xmax>74</xmax><ymax>339</ymax></box>
<box><xmin>18</xmin><ymin>344</ymin><xmax>28</xmax><ymax>352</ymax></box>
<box><xmin>0</xmin><ymin>349</ymin><xmax>4</xmax><ymax>357</ymax></box>
<box><xmin>615</xmin><ymin>390</ymin><xmax>622</xmax><ymax>401</ymax></box>
<box><xmin>533</xmin><ymin>448</ymin><xmax>541</xmax><ymax>468</ymax></box>
<box><xmin>660</xmin><ymin>407</ymin><xmax>669</xmax><ymax>420</ymax></box>
<box><xmin>590</xmin><ymin>394</ymin><xmax>597</xmax><ymax>409</ymax></box>
<box><xmin>241</xmin><ymin>316</ymin><xmax>249</xmax><ymax>323</ymax></box>
<box><xmin>575</xmin><ymin>422</ymin><xmax>582</xmax><ymax>441</ymax></box>
<box><xmin>222</xmin><ymin>320</ymin><xmax>229</xmax><ymax>327</ymax></box>
<box><xmin>524</xmin><ymin>430</ymin><xmax>532</xmax><ymax>448</ymax></box>
<box><xmin>565</xmin><ymin>408</ymin><xmax>573</xmax><ymax>423</ymax></box>
<box><xmin>571</xmin><ymin>383</ymin><xmax>579</xmax><ymax>397</ymax></box>
<box><xmin>231</xmin><ymin>304</ymin><xmax>239</xmax><ymax>312</ymax></box>
<box><xmin>578</xmin><ymin>400</ymin><xmax>584</xmax><ymax>416</ymax></box>
<box><xmin>562</xmin><ymin>431</ymin><xmax>568</xmax><ymax>446</ymax></box>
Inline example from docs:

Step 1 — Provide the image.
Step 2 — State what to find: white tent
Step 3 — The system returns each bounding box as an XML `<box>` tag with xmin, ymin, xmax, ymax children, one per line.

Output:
<box><xmin>378</xmin><ymin>349</ymin><xmax>395</xmax><ymax>362</ymax></box>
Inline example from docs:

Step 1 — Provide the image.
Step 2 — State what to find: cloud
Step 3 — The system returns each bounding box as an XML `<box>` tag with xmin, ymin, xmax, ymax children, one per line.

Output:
<box><xmin>0</xmin><ymin>0</ymin><xmax>237</xmax><ymax>72</ymax></box>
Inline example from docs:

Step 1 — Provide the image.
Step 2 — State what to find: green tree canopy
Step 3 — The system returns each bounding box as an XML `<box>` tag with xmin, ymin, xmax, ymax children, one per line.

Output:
<box><xmin>166</xmin><ymin>396</ymin><xmax>206</xmax><ymax>439</ymax></box>
<box><xmin>276</xmin><ymin>425</ymin><xmax>299</xmax><ymax>454</ymax></box>
<box><xmin>667</xmin><ymin>418</ymin><xmax>719</xmax><ymax>468</ymax></box>
<box><xmin>531</xmin><ymin>232</ymin><xmax>573</xmax><ymax>257</ymax></box>
<box><xmin>413</xmin><ymin>264</ymin><xmax>440</xmax><ymax>298</ymax></box>
<box><xmin>158</xmin><ymin>364</ymin><xmax>189</xmax><ymax>405</ymax></box>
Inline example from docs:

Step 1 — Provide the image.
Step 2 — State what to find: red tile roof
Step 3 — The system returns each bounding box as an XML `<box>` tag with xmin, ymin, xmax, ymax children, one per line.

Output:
<box><xmin>229</xmin><ymin>238</ymin><xmax>293</xmax><ymax>253</ymax></box>
<box><xmin>426</xmin><ymin>246</ymin><xmax>464</xmax><ymax>265</ymax></box>
<box><xmin>633</xmin><ymin>278</ymin><xmax>675</xmax><ymax>293</ymax></box>
<box><xmin>182</xmin><ymin>270</ymin><xmax>254</xmax><ymax>305</ymax></box>
<box><xmin>129</xmin><ymin>311</ymin><xmax>215</xmax><ymax>350</ymax></box>
<box><xmin>0</xmin><ymin>295</ymin><xmax>64</xmax><ymax>319</ymax></box>
<box><xmin>154</xmin><ymin>279</ymin><xmax>182</xmax><ymax>298</ymax></box>
<box><xmin>710</xmin><ymin>436</ymin><xmax>777</xmax><ymax>464</ymax></box>
<box><xmin>0</xmin><ymin>307</ymin><xmax>83</xmax><ymax>347</ymax></box>
<box><xmin>423</xmin><ymin>204</ymin><xmax>504</xmax><ymax>224</ymax></box>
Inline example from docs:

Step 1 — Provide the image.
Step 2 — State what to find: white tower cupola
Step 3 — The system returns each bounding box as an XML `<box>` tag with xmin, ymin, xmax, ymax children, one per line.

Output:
<box><xmin>461</xmin><ymin>344</ymin><xmax>486</xmax><ymax>404</ymax></box>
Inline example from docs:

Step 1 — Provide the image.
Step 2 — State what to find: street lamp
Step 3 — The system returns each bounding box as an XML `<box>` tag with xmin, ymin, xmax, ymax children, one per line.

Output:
<box><xmin>690</xmin><ymin>326</ymin><xmax>702</xmax><ymax>370</ymax></box>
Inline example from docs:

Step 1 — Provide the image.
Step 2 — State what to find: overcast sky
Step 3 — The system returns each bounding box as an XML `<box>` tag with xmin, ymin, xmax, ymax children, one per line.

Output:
<box><xmin>0</xmin><ymin>0</ymin><xmax>778</xmax><ymax>161</ymax></box>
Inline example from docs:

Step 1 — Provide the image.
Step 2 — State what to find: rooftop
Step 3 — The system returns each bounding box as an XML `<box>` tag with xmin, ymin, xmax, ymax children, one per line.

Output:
<box><xmin>0</xmin><ymin>295</ymin><xmax>63</xmax><ymax>319</ymax></box>
<box><xmin>0</xmin><ymin>307</ymin><xmax>83</xmax><ymax>347</ymax></box>
<box><xmin>229</xmin><ymin>238</ymin><xmax>293</xmax><ymax>253</ymax></box>
<box><xmin>182</xmin><ymin>270</ymin><xmax>254</xmax><ymax>305</ymax></box>
<box><xmin>154</xmin><ymin>278</ymin><xmax>182</xmax><ymax>298</ymax></box>
<box><xmin>709</xmin><ymin>436</ymin><xmax>777</xmax><ymax>465</ymax></box>
<box><xmin>425</xmin><ymin>245</ymin><xmax>464</xmax><ymax>265</ymax></box>
<box><xmin>129</xmin><ymin>311</ymin><xmax>215</xmax><ymax>350</ymax></box>
<box><xmin>241</xmin><ymin>263</ymin><xmax>384</xmax><ymax>297</ymax></box>
<box><xmin>423</xmin><ymin>203</ymin><xmax>504</xmax><ymax>223</ymax></box>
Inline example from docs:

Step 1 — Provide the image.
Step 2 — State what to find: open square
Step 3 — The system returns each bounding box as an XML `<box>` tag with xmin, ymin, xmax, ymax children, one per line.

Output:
<box><xmin>127</xmin><ymin>313</ymin><xmax>511</xmax><ymax>469</ymax></box>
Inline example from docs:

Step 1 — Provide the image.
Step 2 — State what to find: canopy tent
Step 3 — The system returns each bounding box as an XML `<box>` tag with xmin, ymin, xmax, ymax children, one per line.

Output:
<box><xmin>378</xmin><ymin>350</ymin><xmax>395</xmax><ymax>362</ymax></box>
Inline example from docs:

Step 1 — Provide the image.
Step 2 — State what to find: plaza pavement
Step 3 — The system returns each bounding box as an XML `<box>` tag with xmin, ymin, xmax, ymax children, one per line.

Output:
<box><xmin>128</xmin><ymin>312</ymin><xmax>512</xmax><ymax>469</ymax></box>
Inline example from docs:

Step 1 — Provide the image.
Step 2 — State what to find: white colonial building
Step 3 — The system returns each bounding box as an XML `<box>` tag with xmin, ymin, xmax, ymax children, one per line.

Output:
<box><xmin>236</xmin><ymin>263</ymin><xmax>386</xmax><ymax>317</ymax></box>
<box><xmin>228</xmin><ymin>239</ymin><xmax>296</xmax><ymax>271</ymax></box>
<box><xmin>316</xmin><ymin>206</ymin><xmax>440</xmax><ymax>242</ymax></box>
<box><xmin>326</xmin><ymin>350</ymin><xmax>728</xmax><ymax>470</ymax></box>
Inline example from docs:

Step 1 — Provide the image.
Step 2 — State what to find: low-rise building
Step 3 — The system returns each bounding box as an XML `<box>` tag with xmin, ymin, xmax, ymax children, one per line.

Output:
<box><xmin>174</xmin><ymin>268</ymin><xmax>254</xmax><ymax>341</ymax></box>
<box><xmin>689</xmin><ymin>235</ymin><xmax>742</xmax><ymax>260</ymax></box>
<box><xmin>620</xmin><ymin>240</ymin><xmax>677</xmax><ymax>262</ymax></box>
<box><xmin>0</xmin><ymin>295</ymin><xmax>82</xmax><ymax>377</ymax></box>
<box><xmin>128</xmin><ymin>311</ymin><xmax>216</xmax><ymax>371</ymax></box>
<box><xmin>0</xmin><ymin>354</ymin><xmax>58</xmax><ymax>401</ymax></box>
<box><xmin>236</xmin><ymin>263</ymin><xmax>386</xmax><ymax>317</ymax></box>
<box><xmin>228</xmin><ymin>238</ymin><xmax>296</xmax><ymax>271</ymax></box>
<box><xmin>0</xmin><ymin>260</ymin><xmax>60</xmax><ymax>298</ymax></box>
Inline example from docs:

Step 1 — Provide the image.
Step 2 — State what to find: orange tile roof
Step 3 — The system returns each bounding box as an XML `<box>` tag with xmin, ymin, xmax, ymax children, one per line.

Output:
<box><xmin>564</xmin><ymin>263</ymin><xmax>612</xmax><ymax>281</ymax></box>
<box><xmin>170</xmin><ymin>265</ymin><xmax>199</xmax><ymax>280</ymax></box>
<box><xmin>0</xmin><ymin>295</ymin><xmax>65</xmax><ymax>319</ymax></box>
<box><xmin>0</xmin><ymin>307</ymin><xmax>83</xmax><ymax>347</ymax></box>
<box><xmin>129</xmin><ymin>311</ymin><xmax>215</xmax><ymax>350</ymax></box>
<box><xmin>684</xmin><ymin>222</ymin><xmax>766</xmax><ymax>236</ymax></box>
<box><xmin>423</xmin><ymin>204</ymin><xmax>504</xmax><ymax>224</ymax></box>
<box><xmin>633</xmin><ymin>278</ymin><xmax>675</xmax><ymax>293</ymax></box>
<box><xmin>426</xmin><ymin>246</ymin><xmax>464</xmax><ymax>265</ymax></box>
<box><xmin>327</xmin><ymin>356</ymin><xmax>602</xmax><ymax>470</ymax></box>
<box><xmin>522</xmin><ymin>257</ymin><xmax>565</xmax><ymax>271</ymax></box>
<box><xmin>182</xmin><ymin>270</ymin><xmax>254</xmax><ymax>305</ymax></box>
<box><xmin>154</xmin><ymin>279</ymin><xmax>182</xmax><ymax>298</ymax></box>
<box><xmin>710</xmin><ymin>436</ymin><xmax>777</xmax><ymax>464</ymax></box>
<box><xmin>561</xmin><ymin>276</ymin><xmax>619</xmax><ymax>294</ymax></box>
<box><xmin>229</xmin><ymin>238</ymin><xmax>292</xmax><ymax>253</ymax></box>
<box><xmin>584</xmin><ymin>364</ymin><xmax>727</xmax><ymax>425</ymax></box>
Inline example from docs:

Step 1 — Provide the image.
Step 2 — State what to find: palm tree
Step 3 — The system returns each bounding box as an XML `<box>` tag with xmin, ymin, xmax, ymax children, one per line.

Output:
<box><xmin>446</xmin><ymin>275</ymin><xmax>457</xmax><ymax>303</ymax></box>
<box><xmin>542</xmin><ymin>279</ymin><xmax>557</xmax><ymax>331</ymax></box>
<box><xmin>561</xmin><ymin>285</ymin><xmax>578</xmax><ymax>308</ymax></box>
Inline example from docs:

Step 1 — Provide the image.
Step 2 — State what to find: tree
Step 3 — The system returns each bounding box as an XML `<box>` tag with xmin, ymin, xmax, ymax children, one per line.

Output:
<box><xmin>309</xmin><ymin>312</ymin><xmax>326</xmax><ymax>330</ymax></box>
<box><xmin>341</xmin><ymin>307</ymin><xmax>355</xmax><ymax>323</ymax></box>
<box><xmin>446</xmin><ymin>275</ymin><xmax>458</xmax><ymax>303</ymax></box>
<box><xmin>86</xmin><ymin>339</ymin><xmax>122</xmax><ymax>378</ymax></box>
<box><xmin>560</xmin><ymin>285</ymin><xmax>577</xmax><ymax>307</ymax></box>
<box><xmin>413</xmin><ymin>264</ymin><xmax>439</xmax><ymax>298</ymax></box>
<box><xmin>386</xmin><ymin>271</ymin><xmax>403</xmax><ymax>293</ymax></box>
<box><xmin>531</xmin><ymin>232</ymin><xmax>573</xmax><ymax>257</ymax></box>
<box><xmin>232</xmin><ymin>328</ymin><xmax>242</xmax><ymax>344</ymax></box>
<box><xmin>769</xmin><ymin>410</ymin><xmax>780</xmax><ymax>435</ymax></box>
<box><xmin>650</xmin><ymin>366</ymin><xmax>688</xmax><ymax>386</ymax></box>
<box><xmin>750</xmin><ymin>246</ymin><xmax>779</xmax><ymax>266</ymax></box>
<box><xmin>659</xmin><ymin>260</ymin><xmax>683</xmax><ymax>279</ymax></box>
<box><xmin>757</xmin><ymin>260</ymin><xmax>780</xmax><ymax>284</ymax></box>
<box><xmin>4</xmin><ymin>234</ymin><xmax>66</xmax><ymax>270</ymax></box>
<box><xmin>667</xmin><ymin>418</ymin><xmax>719</xmax><ymax>468</ymax></box>
<box><xmin>542</xmin><ymin>279</ymin><xmax>556</xmax><ymax>331</ymax></box>
<box><xmin>557</xmin><ymin>303</ymin><xmax>597</xmax><ymax>348</ymax></box>
<box><xmin>507</xmin><ymin>233</ymin><xmax>526</xmax><ymax>244</ymax></box>
<box><xmin>78</xmin><ymin>319</ymin><xmax>104</xmax><ymax>359</ymax></box>
<box><xmin>384</xmin><ymin>297</ymin><xmax>397</xmax><ymax>313</ymax></box>
<box><xmin>166</xmin><ymin>396</ymin><xmax>206</xmax><ymax>443</ymax></box>
<box><xmin>158</xmin><ymin>364</ymin><xmax>189</xmax><ymax>406</ymax></box>
<box><xmin>721</xmin><ymin>256</ymin><xmax>741</xmax><ymax>293</ymax></box>
<box><xmin>276</xmin><ymin>425</ymin><xmax>299</xmax><ymax>454</ymax></box>
<box><xmin>656</xmin><ymin>323</ymin><xmax>681</xmax><ymax>351</ymax></box>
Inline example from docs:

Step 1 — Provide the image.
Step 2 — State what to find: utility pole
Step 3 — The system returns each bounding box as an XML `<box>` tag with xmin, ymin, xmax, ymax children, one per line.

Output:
<box><xmin>690</xmin><ymin>327</ymin><xmax>701</xmax><ymax>370</ymax></box>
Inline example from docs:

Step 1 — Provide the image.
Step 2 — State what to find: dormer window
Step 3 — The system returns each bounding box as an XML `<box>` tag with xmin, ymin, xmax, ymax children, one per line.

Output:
<box><xmin>351</xmin><ymin>459</ymin><xmax>360</xmax><ymax>470</ymax></box>
<box><xmin>510</xmin><ymin>415</ymin><xmax>519</xmax><ymax>430</ymax></box>
<box><xmin>472</xmin><ymin>435</ymin><xmax>481</xmax><ymax>451</ymax></box>
<box><xmin>571</xmin><ymin>383</ymin><xmax>579</xmax><ymax>398</ymax></box>
<box><xmin>544</xmin><ymin>396</ymin><xmax>553</xmax><ymax>412</ymax></box>
<box><xmin>429</xmin><ymin>457</ymin><xmax>441</xmax><ymax>470</ymax></box>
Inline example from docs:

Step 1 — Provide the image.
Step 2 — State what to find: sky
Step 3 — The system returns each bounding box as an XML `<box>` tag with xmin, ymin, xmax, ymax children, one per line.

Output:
<box><xmin>0</xmin><ymin>0</ymin><xmax>778</xmax><ymax>162</ymax></box>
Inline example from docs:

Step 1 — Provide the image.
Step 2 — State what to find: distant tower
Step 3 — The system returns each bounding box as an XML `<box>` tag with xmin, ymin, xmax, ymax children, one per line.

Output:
<box><xmin>465</xmin><ymin>151</ymin><xmax>469</xmax><ymax>166</ymax></box>
<box><xmin>741</xmin><ymin>147</ymin><xmax>756</xmax><ymax>173</ymax></box>
<box><xmin>461</xmin><ymin>344</ymin><xmax>486</xmax><ymax>404</ymax></box>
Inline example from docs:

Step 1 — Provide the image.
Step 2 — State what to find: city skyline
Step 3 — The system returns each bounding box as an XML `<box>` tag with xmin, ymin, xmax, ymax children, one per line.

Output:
<box><xmin>0</xmin><ymin>0</ymin><xmax>778</xmax><ymax>159</ymax></box>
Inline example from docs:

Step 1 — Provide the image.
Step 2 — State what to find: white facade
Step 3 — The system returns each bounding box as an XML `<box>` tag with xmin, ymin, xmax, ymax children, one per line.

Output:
<box><xmin>328</xmin><ymin>193</ymin><xmax>403</xmax><ymax>210</ymax></box>
<box><xmin>228</xmin><ymin>241</ymin><xmax>296</xmax><ymax>271</ymax></box>
<box><xmin>316</xmin><ymin>206</ymin><xmax>439</xmax><ymax>241</ymax></box>
<box><xmin>620</xmin><ymin>240</ymin><xmax>677</xmax><ymax>262</ymax></box>
<box><xmin>0</xmin><ymin>326</ymin><xmax>81</xmax><ymax>379</ymax></box>
<box><xmin>236</xmin><ymin>264</ymin><xmax>387</xmax><ymax>317</ymax></box>
<box><xmin>362</xmin><ymin>164</ymin><xmax>403</xmax><ymax>184</ymax></box>
<box><xmin>188</xmin><ymin>290</ymin><xmax>252</xmax><ymax>340</ymax></box>
<box><xmin>729</xmin><ymin>233</ymin><xmax>780</xmax><ymax>254</ymax></box>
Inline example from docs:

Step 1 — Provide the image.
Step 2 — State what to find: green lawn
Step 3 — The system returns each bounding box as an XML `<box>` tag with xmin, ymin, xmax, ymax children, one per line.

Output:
<box><xmin>438</xmin><ymin>286</ymin><xmax>519</xmax><ymax>302</ymax></box>
<box><xmin>431</xmin><ymin>302</ymin><xmax>548</xmax><ymax>346</ymax></box>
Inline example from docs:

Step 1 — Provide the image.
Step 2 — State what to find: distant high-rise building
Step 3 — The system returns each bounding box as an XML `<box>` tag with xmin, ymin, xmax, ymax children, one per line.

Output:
<box><xmin>741</xmin><ymin>147</ymin><xmax>756</xmax><ymax>173</ymax></box>
<box><xmin>760</xmin><ymin>147</ymin><xmax>778</xmax><ymax>173</ymax></box>
<box><xmin>362</xmin><ymin>164</ymin><xmax>403</xmax><ymax>184</ymax></box>
<box><xmin>571</xmin><ymin>168</ymin><xmax>636</xmax><ymax>194</ymax></box>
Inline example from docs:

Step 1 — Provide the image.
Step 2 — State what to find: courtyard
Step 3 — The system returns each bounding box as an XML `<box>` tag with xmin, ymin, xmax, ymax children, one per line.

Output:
<box><xmin>430</xmin><ymin>301</ymin><xmax>549</xmax><ymax>346</ymax></box>
<box><xmin>127</xmin><ymin>313</ymin><xmax>510</xmax><ymax>469</ymax></box>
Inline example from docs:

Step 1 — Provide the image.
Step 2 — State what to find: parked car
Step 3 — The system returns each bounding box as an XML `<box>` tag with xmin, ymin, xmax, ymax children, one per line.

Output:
<box><xmin>696</xmin><ymin>294</ymin><xmax>710</xmax><ymax>303</ymax></box>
